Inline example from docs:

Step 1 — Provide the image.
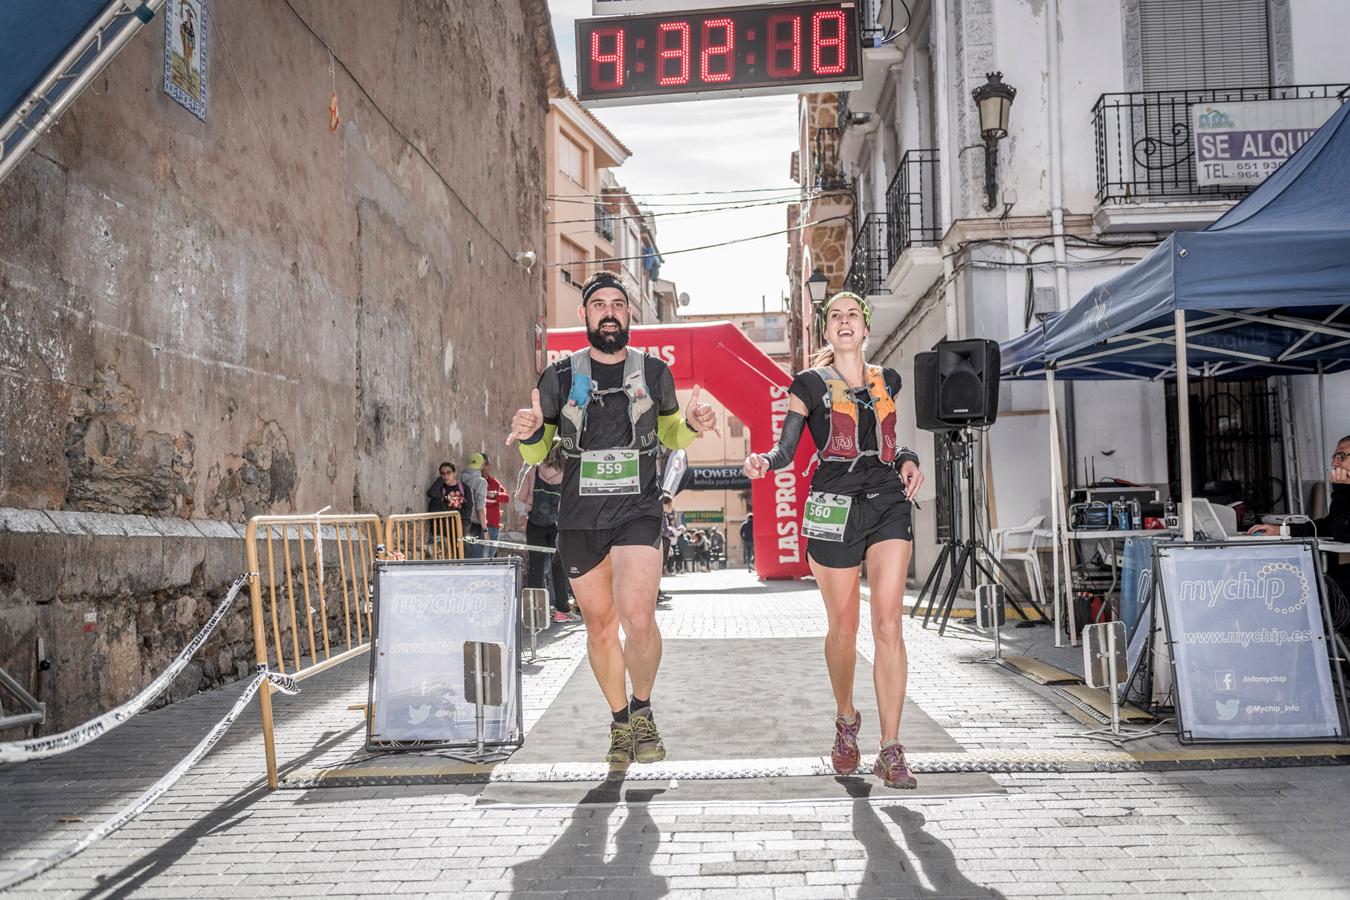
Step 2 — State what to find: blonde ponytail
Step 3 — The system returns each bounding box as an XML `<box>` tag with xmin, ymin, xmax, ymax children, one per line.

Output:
<box><xmin>810</xmin><ymin>346</ymin><xmax>835</xmax><ymax>368</ymax></box>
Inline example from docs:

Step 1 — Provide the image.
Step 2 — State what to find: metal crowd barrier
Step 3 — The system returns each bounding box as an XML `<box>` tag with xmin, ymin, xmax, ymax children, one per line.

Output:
<box><xmin>385</xmin><ymin>510</ymin><xmax>464</xmax><ymax>560</ymax></box>
<box><xmin>245</xmin><ymin>513</ymin><xmax>382</xmax><ymax>789</ymax></box>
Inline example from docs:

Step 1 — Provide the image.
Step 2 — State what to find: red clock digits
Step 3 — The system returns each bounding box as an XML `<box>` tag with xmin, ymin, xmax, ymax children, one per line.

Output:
<box><xmin>811</xmin><ymin>10</ymin><xmax>847</xmax><ymax>76</ymax></box>
<box><xmin>766</xmin><ymin>13</ymin><xmax>801</xmax><ymax>78</ymax></box>
<box><xmin>657</xmin><ymin>21</ymin><xmax>690</xmax><ymax>86</ymax></box>
<box><xmin>590</xmin><ymin>26</ymin><xmax>625</xmax><ymax>91</ymax></box>
<box><xmin>700</xmin><ymin>17</ymin><xmax>734</xmax><ymax>83</ymax></box>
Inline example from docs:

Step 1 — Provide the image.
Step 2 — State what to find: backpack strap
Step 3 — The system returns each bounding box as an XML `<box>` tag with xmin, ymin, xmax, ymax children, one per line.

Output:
<box><xmin>866</xmin><ymin>365</ymin><xmax>899</xmax><ymax>463</ymax></box>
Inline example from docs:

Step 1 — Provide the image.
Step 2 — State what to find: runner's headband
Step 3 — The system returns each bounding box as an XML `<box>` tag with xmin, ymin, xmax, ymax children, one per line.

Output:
<box><xmin>823</xmin><ymin>291</ymin><xmax>871</xmax><ymax>328</ymax></box>
<box><xmin>581</xmin><ymin>273</ymin><xmax>629</xmax><ymax>303</ymax></box>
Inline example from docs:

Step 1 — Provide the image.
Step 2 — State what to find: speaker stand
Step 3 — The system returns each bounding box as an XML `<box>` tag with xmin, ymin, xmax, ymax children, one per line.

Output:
<box><xmin>919</xmin><ymin>430</ymin><xmax>1049</xmax><ymax>635</ymax></box>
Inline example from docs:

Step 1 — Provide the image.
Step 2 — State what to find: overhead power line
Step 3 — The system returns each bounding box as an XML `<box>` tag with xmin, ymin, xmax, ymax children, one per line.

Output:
<box><xmin>548</xmin><ymin>214</ymin><xmax>851</xmax><ymax>267</ymax></box>
<box><xmin>547</xmin><ymin>193</ymin><xmax>828</xmax><ymax>226</ymax></box>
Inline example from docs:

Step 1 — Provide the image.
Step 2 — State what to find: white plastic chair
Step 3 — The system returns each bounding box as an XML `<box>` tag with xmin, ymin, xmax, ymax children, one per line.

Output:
<box><xmin>990</xmin><ymin>516</ymin><xmax>1047</xmax><ymax>609</ymax></box>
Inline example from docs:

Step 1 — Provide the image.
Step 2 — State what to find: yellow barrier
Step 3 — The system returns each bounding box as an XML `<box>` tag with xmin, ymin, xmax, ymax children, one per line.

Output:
<box><xmin>246</xmin><ymin>513</ymin><xmax>382</xmax><ymax>789</ymax></box>
<box><xmin>384</xmin><ymin>510</ymin><xmax>464</xmax><ymax>560</ymax></box>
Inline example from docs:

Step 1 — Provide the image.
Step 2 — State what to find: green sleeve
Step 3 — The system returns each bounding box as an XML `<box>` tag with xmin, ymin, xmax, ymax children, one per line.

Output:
<box><xmin>518</xmin><ymin>424</ymin><xmax>557</xmax><ymax>464</ymax></box>
<box><xmin>658</xmin><ymin>411</ymin><xmax>698</xmax><ymax>451</ymax></box>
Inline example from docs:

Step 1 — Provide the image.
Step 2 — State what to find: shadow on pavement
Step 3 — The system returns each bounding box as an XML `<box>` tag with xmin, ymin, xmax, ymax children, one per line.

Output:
<box><xmin>839</xmin><ymin>776</ymin><xmax>1005</xmax><ymax>899</ymax></box>
<box><xmin>509</xmin><ymin>771</ymin><xmax>669</xmax><ymax>897</ymax></box>
<box><xmin>75</xmin><ymin>722</ymin><xmax>364</xmax><ymax>899</ymax></box>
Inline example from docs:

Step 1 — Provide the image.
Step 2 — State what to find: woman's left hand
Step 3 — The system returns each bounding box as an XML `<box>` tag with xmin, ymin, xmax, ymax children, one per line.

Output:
<box><xmin>900</xmin><ymin>461</ymin><xmax>924</xmax><ymax>501</ymax></box>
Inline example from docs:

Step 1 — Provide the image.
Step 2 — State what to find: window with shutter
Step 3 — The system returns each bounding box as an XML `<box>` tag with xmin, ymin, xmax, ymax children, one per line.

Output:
<box><xmin>1138</xmin><ymin>0</ymin><xmax>1270</xmax><ymax>91</ymax></box>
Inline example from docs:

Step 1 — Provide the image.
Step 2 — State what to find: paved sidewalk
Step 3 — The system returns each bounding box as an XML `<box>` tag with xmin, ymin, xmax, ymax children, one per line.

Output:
<box><xmin>2</xmin><ymin>570</ymin><xmax>1348</xmax><ymax>898</ymax></box>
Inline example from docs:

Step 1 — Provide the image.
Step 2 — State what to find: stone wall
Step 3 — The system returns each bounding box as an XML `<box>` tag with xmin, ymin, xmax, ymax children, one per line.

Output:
<box><xmin>0</xmin><ymin>0</ymin><xmax>557</xmax><ymax>735</ymax></box>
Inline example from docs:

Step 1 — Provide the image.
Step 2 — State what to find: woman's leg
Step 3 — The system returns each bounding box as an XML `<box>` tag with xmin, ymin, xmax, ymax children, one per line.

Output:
<box><xmin>547</xmin><ymin>524</ymin><xmax>569</xmax><ymax>613</ymax></box>
<box><xmin>864</xmin><ymin>538</ymin><xmax>914</xmax><ymax>744</ymax></box>
<box><xmin>809</xmin><ymin>555</ymin><xmax>863</xmax><ymax>719</ymax></box>
<box><xmin>525</xmin><ymin>521</ymin><xmax>547</xmax><ymax>589</ymax></box>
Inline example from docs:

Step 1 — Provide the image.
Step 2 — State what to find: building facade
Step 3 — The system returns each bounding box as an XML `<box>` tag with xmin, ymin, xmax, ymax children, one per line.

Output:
<box><xmin>790</xmin><ymin>0</ymin><xmax>1350</xmax><ymax>577</ymax></box>
<box><xmin>0</xmin><ymin>0</ymin><xmax>562</xmax><ymax>731</ymax></box>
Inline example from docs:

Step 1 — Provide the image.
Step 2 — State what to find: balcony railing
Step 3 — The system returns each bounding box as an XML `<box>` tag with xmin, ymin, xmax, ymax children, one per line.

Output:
<box><xmin>1093</xmin><ymin>84</ymin><xmax>1348</xmax><ymax>205</ymax></box>
<box><xmin>595</xmin><ymin>202</ymin><xmax>616</xmax><ymax>242</ymax></box>
<box><xmin>884</xmin><ymin>149</ymin><xmax>940</xmax><ymax>267</ymax></box>
<box><xmin>845</xmin><ymin>213</ymin><xmax>888</xmax><ymax>298</ymax></box>
<box><xmin>813</xmin><ymin>127</ymin><xmax>849</xmax><ymax>192</ymax></box>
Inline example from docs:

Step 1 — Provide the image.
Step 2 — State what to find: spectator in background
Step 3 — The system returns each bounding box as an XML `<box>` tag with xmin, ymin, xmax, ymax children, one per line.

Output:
<box><xmin>481</xmin><ymin>454</ymin><xmax>510</xmax><ymax>558</ymax></box>
<box><xmin>709</xmin><ymin>528</ymin><xmax>726</xmax><ymax>569</ymax></box>
<box><xmin>741</xmin><ymin>513</ymin><xmax>755</xmax><ymax>571</ymax></box>
<box><xmin>461</xmin><ymin>452</ymin><xmax>490</xmax><ymax>558</ymax></box>
<box><xmin>426</xmin><ymin>462</ymin><xmax>466</xmax><ymax>514</ymax></box>
<box><xmin>660</xmin><ymin>494</ymin><xmax>678</xmax><ymax>575</ymax></box>
<box><xmin>675</xmin><ymin>528</ymin><xmax>691</xmax><ymax>574</ymax></box>
<box><xmin>518</xmin><ymin>442</ymin><xmax>576</xmax><ymax>624</ymax></box>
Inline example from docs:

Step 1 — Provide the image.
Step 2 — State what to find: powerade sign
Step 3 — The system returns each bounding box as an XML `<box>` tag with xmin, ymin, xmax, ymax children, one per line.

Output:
<box><xmin>1157</xmin><ymin>542</ymin><xmax>1341</xmax><ymax>742</ymax></box>
<box><xmin>1192</xmin><ymin>97</ymin><xmax>1339</xmax><ymax>187</ymax></box>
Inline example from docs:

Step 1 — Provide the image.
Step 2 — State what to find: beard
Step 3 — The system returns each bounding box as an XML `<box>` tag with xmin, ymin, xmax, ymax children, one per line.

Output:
<box><xmin>587</xmin><ymin>316</ymin><xmax>630</xmax><ymax>353</ymax></box>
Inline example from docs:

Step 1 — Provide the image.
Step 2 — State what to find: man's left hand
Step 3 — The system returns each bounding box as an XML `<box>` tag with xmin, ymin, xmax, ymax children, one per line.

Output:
<box><xmin>686</xmin><ymin>384</ymin><xmax>719</xmax><ymax>436</ymax></box>
<box><xmin>900</xmin><ymin>460</ymin><xmax>925</xmax><ymax>501</ymax></box>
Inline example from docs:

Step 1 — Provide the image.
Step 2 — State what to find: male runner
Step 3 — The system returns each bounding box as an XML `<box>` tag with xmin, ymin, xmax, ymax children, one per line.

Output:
<box><xmin>508</xmin><ymin>270</ymin><xmax>716</xmax><ymax>763</ymax></box>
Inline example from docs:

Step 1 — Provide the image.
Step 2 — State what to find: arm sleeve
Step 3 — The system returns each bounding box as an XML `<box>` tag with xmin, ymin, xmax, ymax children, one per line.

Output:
<box><xmin>472</xmin><ymin>479</ymin><xmax>488</xmax><ymax>512</ymax></box>
<box><xmin>518</xmin><ymin>424</ymin><xmax>556</xmax><ymax>465</ymax></box>
<box><xmin>656</xmin><ymin>364</ymin><xmax>699</xmax><ymax>450</ymax></box>
<box><xmin>761</xmin><ymin>411</ymin><xmax>807</xmax><ymax>470</ymax></box>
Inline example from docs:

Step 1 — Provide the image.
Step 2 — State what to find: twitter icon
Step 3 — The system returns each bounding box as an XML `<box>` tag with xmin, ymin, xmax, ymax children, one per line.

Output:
<box><xmin>1215</xmin><ymin>698</ymin><xmax>1239</xmax><ymax>721</ymax></box>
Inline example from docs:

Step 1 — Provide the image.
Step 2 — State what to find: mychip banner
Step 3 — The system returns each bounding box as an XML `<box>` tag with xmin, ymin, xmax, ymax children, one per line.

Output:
<box><xmin>1157</xmin><ymin>542</ymin><xmax>1342</xmax><ymax>743</ymax></box>
<box><xmin>367</xmin><ymin>559</ymin><xmax>523</xmax><ymax>749</ymax></box>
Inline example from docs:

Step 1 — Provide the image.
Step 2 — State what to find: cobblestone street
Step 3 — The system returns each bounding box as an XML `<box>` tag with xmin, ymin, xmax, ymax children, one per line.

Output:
<box><xmin>3</xmin><ymin>569</ymin><xmax>1349</xmax><ymax>898</ymax></box>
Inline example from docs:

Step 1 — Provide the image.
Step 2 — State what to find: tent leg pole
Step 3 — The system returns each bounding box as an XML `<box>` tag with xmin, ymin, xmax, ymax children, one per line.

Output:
<box><xmin>1175</xmin><ymin>310</ymin><xmax>1195</xmax><ymax>542</ymax></box>
<box><xmin>1047</xmin><ymin>370</ymin><xmax>1063</xmax><ymax>648</ymax></box>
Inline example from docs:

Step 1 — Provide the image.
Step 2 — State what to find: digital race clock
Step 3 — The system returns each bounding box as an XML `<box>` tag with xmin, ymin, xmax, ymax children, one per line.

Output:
<box><xmin>575</xmin><ymin>1</ymin><xmax>863</xmax><ymax>106</ymax></box>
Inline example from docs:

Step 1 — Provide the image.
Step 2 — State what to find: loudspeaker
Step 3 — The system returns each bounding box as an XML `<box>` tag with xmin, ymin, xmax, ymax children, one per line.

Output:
<box><xmin>914</xmin><ymin>339</ymin><xmax>1001</xmax><ymax>430</ymax></box>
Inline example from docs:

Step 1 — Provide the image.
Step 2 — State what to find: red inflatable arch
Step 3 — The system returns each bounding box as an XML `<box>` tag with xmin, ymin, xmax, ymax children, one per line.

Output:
<box><xmin>547</xmin><ymin>322</ymin><xmax>813</xmax><ymax>580</ymax></box>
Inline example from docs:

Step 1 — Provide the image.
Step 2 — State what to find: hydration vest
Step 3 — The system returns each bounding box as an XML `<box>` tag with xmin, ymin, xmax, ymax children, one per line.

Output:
<box><xmin>557</xmin><ymin>349</ymin><xmax>659</xmax><ymax>457</ymax></box>
<box><xmin>811</xmin><ymin>365</ymin><xmax>899</xmax><ymax>465</ymax></box>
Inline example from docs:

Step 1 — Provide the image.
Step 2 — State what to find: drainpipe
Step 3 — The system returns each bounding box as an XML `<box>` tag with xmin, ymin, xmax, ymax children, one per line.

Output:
<box><xmin>931</xmin><ymin>0</ymin><xmax>958</xmax><ymax>338</ymax></box>
<box><xmin>1045</xmin><ymin>0</ymin><xmax>1078</xmax><ymax>487</ymax></box>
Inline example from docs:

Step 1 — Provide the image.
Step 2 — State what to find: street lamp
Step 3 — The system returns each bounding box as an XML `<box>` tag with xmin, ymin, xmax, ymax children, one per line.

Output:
<box><xmin>971</xmin><ymin>72</ymin><xmax>1016</xmax><ymax>210</ymax></box>
<box><xmin>807</xmin><ymin>266</ymin><xmax>830</xmax><ymax>304</ymax></box>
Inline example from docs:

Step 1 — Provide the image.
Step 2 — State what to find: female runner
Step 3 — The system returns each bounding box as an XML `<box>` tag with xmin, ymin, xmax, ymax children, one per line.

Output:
<box><xmin>743</xmin><ymin>291</ymin><xmax>924</xmax><ymax>788</ymax></box>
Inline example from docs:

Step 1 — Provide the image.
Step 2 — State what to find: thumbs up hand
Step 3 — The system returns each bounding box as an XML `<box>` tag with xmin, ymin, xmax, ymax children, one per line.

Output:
<box><xmin>506</xmin><ymin>388</ymin><xmax>544</xmax><ymax>446</ymax></box>
<box><xmin>685</xmin><ymin>384</ymin><xmax>719</xmax><ymax>437</ymax></box>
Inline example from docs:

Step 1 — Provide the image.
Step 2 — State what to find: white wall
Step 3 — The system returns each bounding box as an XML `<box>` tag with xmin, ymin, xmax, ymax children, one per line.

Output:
<box><xmin>1288</xmin><ymin>1</ymin><xmax>1350</xmax><ymax>84</ymax></box>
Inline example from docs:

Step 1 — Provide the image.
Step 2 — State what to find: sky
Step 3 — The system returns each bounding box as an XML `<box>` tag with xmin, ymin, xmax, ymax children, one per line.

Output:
<box><xmin>549</xmin><ymin>0</ymin><xmax>799</xmax><ymax>317</ymax></box>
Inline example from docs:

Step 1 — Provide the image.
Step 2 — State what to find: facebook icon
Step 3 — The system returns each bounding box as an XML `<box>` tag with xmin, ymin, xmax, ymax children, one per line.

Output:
<box><xmin>1215</xmin><ymin>671</ymin><xmax>1236</xmax><ymax>692</ymax></box>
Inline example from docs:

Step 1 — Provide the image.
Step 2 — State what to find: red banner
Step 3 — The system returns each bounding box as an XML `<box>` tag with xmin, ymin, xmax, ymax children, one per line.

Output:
<box><xmin>547</xmin><ymin>322</ymin><xmax>813</xmax><ymax>580</ymax></box>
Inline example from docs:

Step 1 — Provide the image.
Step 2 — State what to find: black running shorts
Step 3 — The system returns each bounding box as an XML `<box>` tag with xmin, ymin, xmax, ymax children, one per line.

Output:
<box><xmin>558</xmin><ymin>516</ymin><xmax>663</xmax><ymax>579</ymax></box>
<box><xmin>807</xmin><ymin>490</ymin><xmax>914</xmax><ymax>569</ymax></box>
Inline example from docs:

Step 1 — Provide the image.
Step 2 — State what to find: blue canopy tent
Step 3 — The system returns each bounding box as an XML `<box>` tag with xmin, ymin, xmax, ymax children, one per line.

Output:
<box><xmin>1000</xmin><ymin>96</ymin><xmax>1350</xmax><ymax>642</ymax></box>
<box><xmin>0</xmin><ymin>1</ymin><xmax>161</xmax><ymax>185</ymax></box>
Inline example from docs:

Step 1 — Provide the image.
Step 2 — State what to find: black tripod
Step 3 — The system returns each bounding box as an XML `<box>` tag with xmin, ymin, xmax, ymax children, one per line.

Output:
<box><xmin>911</xmin><ymin>429</ymin><xmax>1048</xmax><ymax>634</ymax></box>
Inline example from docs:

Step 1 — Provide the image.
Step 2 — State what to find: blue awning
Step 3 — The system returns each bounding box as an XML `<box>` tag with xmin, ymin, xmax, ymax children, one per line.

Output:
<box><xmin>1003</xmin><ymin>98</ymin><xmax>1350</xmax><ymax>381</ymax></box>
<box><xmin>1</xmin><ymin>2</ymin><xmax>156</xmax><ymax>178</ymax></box>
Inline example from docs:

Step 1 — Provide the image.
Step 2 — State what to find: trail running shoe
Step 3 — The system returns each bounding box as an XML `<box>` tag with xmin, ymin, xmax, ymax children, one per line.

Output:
<box><xmin>605</xmin><ymin>722</ymin><xmax>635</xmax><ymax>764</ymax></box>
<box><xmin>552</xmin><ymin>610</ymin><xmax>570</xmax><ymax>624</ymax></box>
<box><xmin>832</xmin><ymin>711</ymin><xmax>862</xmax><ymax>774</ymax></box>
<box><xmin>628</xmin><ymin>708</ymin><xmax>667</xmax><ymax>763</ymax></box>
<box><xmin>873</xmin><ymin>741</ymin><xmax>918</xmax><ymax>789</ymax></box>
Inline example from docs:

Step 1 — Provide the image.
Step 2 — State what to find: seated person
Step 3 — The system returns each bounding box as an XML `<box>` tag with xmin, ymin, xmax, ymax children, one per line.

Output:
<box><xmin>1250</xmin><ymin>434</ymin><xmax>1350</xmax><ymax>618</ymax></box>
